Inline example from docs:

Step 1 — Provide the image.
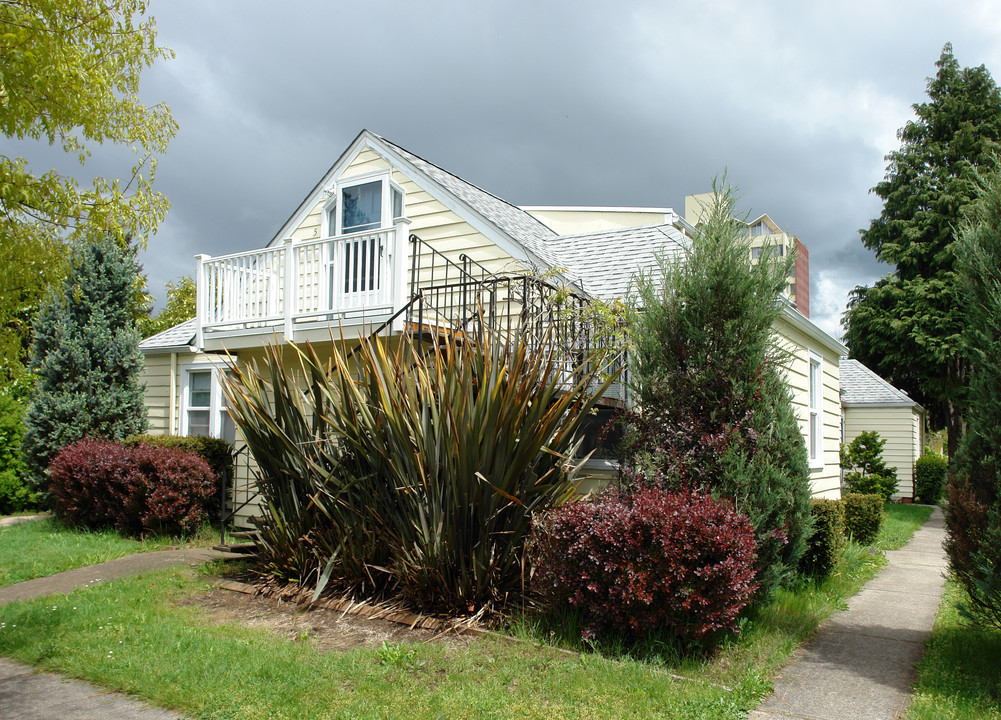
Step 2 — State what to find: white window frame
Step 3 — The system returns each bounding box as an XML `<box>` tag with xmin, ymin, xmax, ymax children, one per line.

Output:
<box><xmin>179</xmin><ymin>362</ymin><xmax>234</xmax><ymax>441</ymax></box>
<box><xmin>808</xmin><ymin>352</ymin><xmax>823</xmax><ymax>470</ymax></box>
<box><xmin>320</xmin><ymin>171</ymin><xmax>405</xmax><ymax>238</ymax></box>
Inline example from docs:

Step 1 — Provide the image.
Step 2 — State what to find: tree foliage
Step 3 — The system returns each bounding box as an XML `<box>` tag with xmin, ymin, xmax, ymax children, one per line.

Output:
<box><xmin>843</xmin><ymin>43</ymin><xmax>1001</xmax><ymax>455</ymax></box>
<box><xmin>0</xmin><ymin>0</ymin><xmax>177</xmax><ymax>248</ymax></box>
<box><xmin>945</xmin><ymin>166</ymin><xmax>1001</xmax><ymax>629</ymax></box>
<box><xmin>840</xmin><ymin>430</ymin><xmax>898</xmax><ymax>500</ymax></box>
<box><xmin>137</xmin><ymin>275</ymin><xmax>195</xmax><ymax>338</ymax></box>
<box><xmin>21</xmin><ymin>235</ymin><xmax>148</xmax><ymax>489</ymax></box>
<box><xmin>624</xmin><ymin>181</ymin><xmax>813</xmax><ymax>600</ymax></box>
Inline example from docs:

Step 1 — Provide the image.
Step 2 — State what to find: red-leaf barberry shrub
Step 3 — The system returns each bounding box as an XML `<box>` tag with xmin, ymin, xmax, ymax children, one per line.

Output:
<box><xmin>532</xmin><ymin>487</ymin><xmax>759</xmax><ymax>644</ymax></box>
<box><xmin>48</xmin><ymin>439</ymin><xmax>215</xmax><ymax>536</ymax></box>
<box><xmin>48</xmin><ymin>439</ymin><xmax>132</xmax><ymax>528</ymax></box>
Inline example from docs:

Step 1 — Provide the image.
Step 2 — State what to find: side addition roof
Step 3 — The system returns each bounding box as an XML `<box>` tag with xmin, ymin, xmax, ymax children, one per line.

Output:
<box><xmin>840</xmin><ymin>358</ymin><xmax>923</xmax><ymax>410</ymax></box>
<box><xmin>138</xmin><ymin>319</ymin><xmax>196</xmax><ymax>354</ymax></box>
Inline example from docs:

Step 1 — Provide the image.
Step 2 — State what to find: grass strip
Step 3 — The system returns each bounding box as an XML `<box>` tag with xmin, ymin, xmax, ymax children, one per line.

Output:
<box><xmin>0</xmin><ymin>518</ymin><xmax>218</xmax><ymax>587</ymax></box>
<box><xmin>907</xmin><ymin>580</ymin><xmax>1001</xmax><ymax>720</ymax></box>
<box><xmin>0</xmin><ymin>503</ymin><xmax>934</xmax><ymax>719</ymax></box>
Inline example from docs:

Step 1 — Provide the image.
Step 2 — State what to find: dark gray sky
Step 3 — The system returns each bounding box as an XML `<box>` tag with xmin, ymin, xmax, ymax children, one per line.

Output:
<box><xmin>24</xmin><ymin>0</ymin><xmax>1001</xmax><ymax>337</ymax></box>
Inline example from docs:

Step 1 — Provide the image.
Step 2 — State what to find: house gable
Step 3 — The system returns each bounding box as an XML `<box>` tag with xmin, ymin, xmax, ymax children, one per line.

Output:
<box><xmin>268</xmin><ymin>130</ymin><xmax>559</xmax><ymax>276</ymax></box>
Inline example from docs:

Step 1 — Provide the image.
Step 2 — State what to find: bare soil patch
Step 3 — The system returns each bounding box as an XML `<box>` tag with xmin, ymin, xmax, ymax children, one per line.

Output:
<box><xmin>178</xmin><ymin>585</ymin><xmax>476</xmax><ymax>654</ymax></box>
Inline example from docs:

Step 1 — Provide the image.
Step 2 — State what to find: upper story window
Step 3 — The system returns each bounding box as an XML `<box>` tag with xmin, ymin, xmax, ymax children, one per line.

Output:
<box><xmin>323</xmin><ymin>174</ymin><xmax>405</xmax><ymax>237</ymax></box>
<box><xmin>750</xmin><ymin>220</ymin><xmax>770</xmax><ymax>237</ymax></box>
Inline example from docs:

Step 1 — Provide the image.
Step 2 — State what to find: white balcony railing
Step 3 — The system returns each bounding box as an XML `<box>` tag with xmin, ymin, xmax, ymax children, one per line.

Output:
<box><xmin>194</xmin><ymin>218</ymin><xmax>410</xmax><ymax>346</ymax></box>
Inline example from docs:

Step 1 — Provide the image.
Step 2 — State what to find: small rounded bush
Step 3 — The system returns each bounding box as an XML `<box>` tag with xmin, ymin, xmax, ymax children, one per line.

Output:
<box><xmin>799</xmin><ymin>498</ymin><xmax>845</xmax><ymax>578</ymax></box>
<box><xmin>914</xmin><ymin>452</ymin><xmax>947</xmax><ymax>505</ymax></box>
<box><xmin>842</xmin><ymin>493</ymin><xmax>884</xmax><ymax>545</ymax></box>
<box><xmin>532</xmin><ymin>487</ymin><xmax>758</xmax><ymax>644</ymax></box>
<box><xmin>48</xmin><ymin>439</ymin><xmax>215</xmax><ymax>536</ymax></box>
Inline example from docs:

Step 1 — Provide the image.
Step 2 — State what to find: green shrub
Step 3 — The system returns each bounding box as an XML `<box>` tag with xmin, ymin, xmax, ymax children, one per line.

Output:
<box><xmin>0</xmin><ymin>469</ymin><xmax>34</xmax><ymax>514</ymax></box>
<box><xmin>225</xmin><ymin>325</ymin><xmax>615</xmax><ymax>614</ymax></box>
<box><xmin>914</xmin><ymin>452</ymin><xmax>947</xmax><ymax>505</ymax></box>
<box><xmin>0</xmin><ymin>393</ymin><xmax>35</xmax><ymax>514</ymax></box>
<box><xmin>841</xmin><ymin>431</ymin><xmax>898</xmax><ymax>500</ymax></box>
<box><xmin>843</xmin><ymin>493</ymin><xmax>885</xmax><ymax>545</ymax></box>
<box><xmin>800</xmin><ymin>498</ymin><xmax>845</xmax><ymax>578</ymax></box>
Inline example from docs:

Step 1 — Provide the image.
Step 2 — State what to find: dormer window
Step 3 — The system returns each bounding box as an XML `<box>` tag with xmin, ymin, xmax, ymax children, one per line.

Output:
<box><xmin>323</xmin><ymin>174</ymin><xmax>405</xmax><ymax>237</ymax></box>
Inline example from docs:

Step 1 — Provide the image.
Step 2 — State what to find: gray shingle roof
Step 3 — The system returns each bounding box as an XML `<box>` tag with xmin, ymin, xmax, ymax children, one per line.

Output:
<box><xmin>541</xmin><ymin>224</ymin><xmax>689</xmax><ymax>300</ymax></box>
<box><xmin>138</xmin><ymin>319</ymin><xmax>196</xmax><ymax>352</ymax></box>
<box><xmin>376</xmin><ymin>135</ymin><xmax>561</xmax><ymax>264</ymax></box>
<box><xmin>840</xmin><ymin>358</ymin><xmax>921</xmax><ymax>408</ymax></box>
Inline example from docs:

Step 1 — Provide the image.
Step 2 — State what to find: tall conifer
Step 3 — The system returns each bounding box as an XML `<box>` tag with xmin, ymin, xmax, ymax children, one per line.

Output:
<box><xmin>844</xmin><ymin>44</ymin><xmax>1001</xmax><ymax>456</ymax></box>
<box><xmin>946</xmin><ymin>168</ymin><xmax>1001</xmax><ymax>628</ymax></box>
<box><xmin>22</xmin><ymin>236</ymin><xmax>147</xmax><ymax>488</ymax></box>
<box><xmin>627</xmin><ymin>183</ymin><xmax>812</xmax><ymax>599</ymax></box>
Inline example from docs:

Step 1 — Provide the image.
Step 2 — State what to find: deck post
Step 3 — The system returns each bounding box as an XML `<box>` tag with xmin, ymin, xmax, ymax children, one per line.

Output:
<box><xmin>392</xmin><ymin>218</ymin><xmax>412</xmax><ymax>332</ymax></box>
<box><xmin>194</xmin><ymin>254</ymin><xmax>210</xmax><ymax>349</ymax></box>
<box><xmin>283</xmin><ymin>238</ymin><xmax>296</xmax><ymax>342</ymax></box>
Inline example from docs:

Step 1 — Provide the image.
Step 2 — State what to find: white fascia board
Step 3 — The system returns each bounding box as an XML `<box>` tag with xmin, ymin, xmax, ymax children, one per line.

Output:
<box><xmin>140</xmin><ymin>344</ymin><xmax>198</xmax><ymax>356</ymax></box>
<box><xmin>779</xmin><ymin>300</ymin><xmax>849</xmax><ymax>357</ymax></box>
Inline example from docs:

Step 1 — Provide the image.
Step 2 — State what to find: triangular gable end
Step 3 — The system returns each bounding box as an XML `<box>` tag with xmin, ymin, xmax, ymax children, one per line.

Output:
<box><xmin>268</xmin><ymin>130</ymin><xmax>555</xmax><ymax>272</ymax></box>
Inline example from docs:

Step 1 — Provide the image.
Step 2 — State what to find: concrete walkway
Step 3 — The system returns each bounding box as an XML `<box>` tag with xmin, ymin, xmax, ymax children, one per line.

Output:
<box><xmin>0</xmin><ymin>546</ymin><xmax>243</xmax><ymax>719</ymax></box>
<box><xmin>749</xmin><ymin>506</ymin><xmax>948</xmax><ymax>720</ymax></box>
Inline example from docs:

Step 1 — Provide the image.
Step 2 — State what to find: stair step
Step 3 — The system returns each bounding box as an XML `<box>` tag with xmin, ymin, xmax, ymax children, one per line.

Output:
<box><xmin>229</xmin><ymin>529</ymin><xmax>261</xmax><ymax>540</ymax></box>
<box><xmin>212</xmin><ymin>542</ymin><xmax>259</xmax><ymax>555</ymax></box>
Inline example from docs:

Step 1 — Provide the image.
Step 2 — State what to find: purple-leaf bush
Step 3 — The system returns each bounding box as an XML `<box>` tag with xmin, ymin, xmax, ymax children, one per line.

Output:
<box><xmin>532</xmin><ymin>486</ymin><xmax>759</xmax><ymax>643</ymax></box>
<box><xmin>48</xmin><ymin>438</ymin><xmax>215</xmax><ymax>536</ymax></box>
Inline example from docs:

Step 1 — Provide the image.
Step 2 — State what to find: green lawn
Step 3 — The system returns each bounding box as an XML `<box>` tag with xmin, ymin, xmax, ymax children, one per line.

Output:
<box><xmin>0</xmin><ymin>518</ymin><xmax>217</xmax><ymax>587</ymax></box>
<box><xmin>907</xmin><ymin>581</ymin><xmax>1001</xmax><ymax>720</ymax></box>
<box><xmin>0</xmin><ymin>502</ymin><xmax>935</xmax><ymax>719</ymax></box>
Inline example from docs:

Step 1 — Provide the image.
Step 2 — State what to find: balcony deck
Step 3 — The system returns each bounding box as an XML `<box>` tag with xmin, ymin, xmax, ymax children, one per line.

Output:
<box><xmin>195</xmin><ymin>220</ymin><xmax>410</xmax><ymax>349</ymax></box>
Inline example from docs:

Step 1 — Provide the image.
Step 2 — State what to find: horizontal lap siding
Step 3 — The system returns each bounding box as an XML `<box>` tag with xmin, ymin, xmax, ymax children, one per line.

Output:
<box><xmin>844</xmin><ymin>407</ymin><xmax>919</xmax><ymax>499</ymax></box>
<box><xmin>773</xmin><ymin>316</ymin><xmax>842</xmax><ymax>499</ymax></box>
<box><xmin>141</xmin><ymin>354</ymin><xmax>173</xmax><ymax>435</ymax></box>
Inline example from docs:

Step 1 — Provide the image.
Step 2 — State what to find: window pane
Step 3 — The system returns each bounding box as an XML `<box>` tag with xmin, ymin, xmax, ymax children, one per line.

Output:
<box><xmin>221</xmin><ymin>410</ymin><xmax>237</xmax><ymax>444</ymax></box>
<box><xmin>341</xmin><ymin>181</ymin><xmax>382</xmax><ymax>232</ymax></box>
<box><xmin>189</xmin><ymin>371</ymin><xmax>211</xmax><ymax>408</ymax></box>
<box><xmin>392</xmin><ymin>187</ymin><xmax>403</xmax><ymax>219</ymax></box>
<box><xmin>188</xmin><ymin>410</ymin><xmax>210</xmax><ymax>437</ymax></box>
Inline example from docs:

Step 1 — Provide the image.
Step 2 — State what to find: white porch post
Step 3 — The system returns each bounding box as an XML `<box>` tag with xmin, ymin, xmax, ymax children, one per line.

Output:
<box><xmin>392</xmin><ymin>218</ymin><xmax>411</xmax><ymax>332</ymax></box>
<box><xmin>194</xmin><ymin>254</ymin><xmax>209</xmax><ymax>349</ymax></box>
<box><xmin>283</xmin><ymin>237</ymin><xmax>297</xmax><ymax>341</ymax></box>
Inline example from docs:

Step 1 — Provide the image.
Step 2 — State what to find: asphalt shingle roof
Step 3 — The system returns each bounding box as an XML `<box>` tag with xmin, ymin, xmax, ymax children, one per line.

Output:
<box><xmin>840</xmin><ymin>358</ymin><xmax>920</xmax><ymax>408</ymax></box>
<box><xmin>138</xmin><ymin>319</ymin><xmax>196</xmax><ymax>352</ymax></box>
<box><xmin>541</xmin><ymin>224</ymin><xmax>689</xmax><ymax>300</ymax></box>
<box><xmin>377</xmin><ymin>135</ymin><xmax>561</xmax><ymax>265</ymax></box>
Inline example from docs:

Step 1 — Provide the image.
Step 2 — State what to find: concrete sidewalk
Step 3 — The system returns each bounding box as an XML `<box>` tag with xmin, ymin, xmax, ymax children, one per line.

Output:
<box><xmin>749</xmin><ymin>506</ymin><xmax>948</xmax><ymax>720</ymax></box>
<box><xmin>0</xmin><ymin>546</ymin><xmax>243</xmax><ymax>719</ymax></box>
<box><xmin>0</xmin><ymin>547</ymin><xmax>243</xmax><ymax>608</ymax></box>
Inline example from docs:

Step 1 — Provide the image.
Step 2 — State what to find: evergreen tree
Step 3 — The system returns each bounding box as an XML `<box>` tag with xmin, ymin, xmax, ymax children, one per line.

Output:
<box><xmin>844</xmin><ymin>44</ymin><xmax>1001</xmax><ymax>457</ymax></box>
<box><xmin>626</xmin><ymin>182</ymin><xmax>813</xmax><ymax>599</ymax></box>
<box><xmin>945</xmin><ymin>167</ymin><xmax>1001</xmax><ymax>628</ymax></box>
<box><xmin>22</xmin><ymin>236</ymin><xmax>148</xmax><ymax>489</ymax></box>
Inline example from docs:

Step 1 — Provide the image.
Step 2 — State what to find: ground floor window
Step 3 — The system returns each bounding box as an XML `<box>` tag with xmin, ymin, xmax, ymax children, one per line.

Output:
<box><xmin>180</xmin><ymin>364</ymin><xmax>236</xmax><ymax>442</ymax></box>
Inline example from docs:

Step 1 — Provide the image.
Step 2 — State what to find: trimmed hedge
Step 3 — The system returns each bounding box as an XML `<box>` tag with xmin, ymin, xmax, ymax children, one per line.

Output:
<box><xmin>800</xmin><ymin>498</ymin><xmax>845</xmax><ymax>578</ymax></box>
<box><xmin>48</xmin><ymin>439</ymin><xmax>215</xmax><ymax>536</ymax></box>
<box><xmin>914</xmin><ymin>452</ymin><xmax>947</xmax><ymax>505</ymax></box>
<box><xmin>843</xmin><ymin>493</ymin><xmax>884</xmax><ymax>545</ymax></box>
<box><xmin>532</xmin><ymin>487</ymin><xmax>758</xmax><ymax>644</ymax></box>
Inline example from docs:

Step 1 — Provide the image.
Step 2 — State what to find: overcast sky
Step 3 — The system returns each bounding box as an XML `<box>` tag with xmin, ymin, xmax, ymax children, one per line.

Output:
<box><xmin>25</xmin><ymin>0</ymin><xmax>1001</xmax><ymax>338</ymax></box>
